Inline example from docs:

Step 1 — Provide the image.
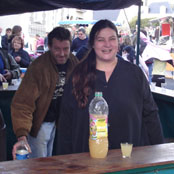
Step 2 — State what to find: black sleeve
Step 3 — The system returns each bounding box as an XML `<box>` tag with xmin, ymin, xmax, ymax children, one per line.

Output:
<box><xmin>1</xmin><ymin>36</ymin><xmax>8</xmax><ymax>50</ymax></box>
<box><xmin>57</xmin><ymin>79</ymin><xmax>74</xmax><ymax>155</ymax></box>
<box><xmin>142</xmin><ymin>71</ymin><xmax>164</xmax><ymax>145</ymax></box>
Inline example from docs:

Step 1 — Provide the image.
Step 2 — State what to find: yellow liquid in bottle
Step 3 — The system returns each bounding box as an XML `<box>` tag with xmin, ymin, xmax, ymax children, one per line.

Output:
<box><xmin>89</xmin><ymin>137</ymin><xmax>108</xmax><ymax>158</ymax></box>
<box><xmin>89</xmin><ymin>114</ymin><xmax>108</xmax><ymax>158</ymax></box>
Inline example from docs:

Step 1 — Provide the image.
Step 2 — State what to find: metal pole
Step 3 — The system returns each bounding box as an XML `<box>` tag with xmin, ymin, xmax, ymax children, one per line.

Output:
<box><xmin>123</xmin><ymin>9</ymin><xmax>131</xmax><ymax>34</ymax></box>
<box><xmin>136</xmin><ymin>3</ymin><xmax>141</xmax><ymax>65</ymax></box>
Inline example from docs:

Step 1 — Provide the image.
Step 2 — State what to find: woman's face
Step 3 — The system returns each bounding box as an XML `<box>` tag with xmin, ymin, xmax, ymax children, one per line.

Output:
<box><xmin>13</xmin><ymin>39</ymin><xmax>22</xmax><ymax>51</ymax></box>
<box><xmin>93</xmin><ymin>27</ymin><xmax>119</xmax><ymax>62</ymax></box>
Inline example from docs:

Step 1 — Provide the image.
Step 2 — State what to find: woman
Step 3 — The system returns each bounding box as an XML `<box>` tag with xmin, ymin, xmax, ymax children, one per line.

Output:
<box><xmin>10</xmin><ymin>36</ymin><xmax>30</xmax><ymax>68</ymax></box>
<box><xmin>57</xmin><ymin>20</ymin><xmax>164</xmax><ymax>155</ymax></box>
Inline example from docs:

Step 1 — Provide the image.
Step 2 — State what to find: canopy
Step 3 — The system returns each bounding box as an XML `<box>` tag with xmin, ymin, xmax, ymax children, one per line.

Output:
<box><xmin>0</xmin><ymin>0</ymin><xmax>141</xmax><ymax>16</ymax></box>
<box><xmin>58</xmin><ymin>20</ymin><xmax>121</xmax><ymax>26</ymax></box>
<box><xmin>58</xmin><ymin>20</ymin><xmax>97</xmax><ymax>25</ymax></box>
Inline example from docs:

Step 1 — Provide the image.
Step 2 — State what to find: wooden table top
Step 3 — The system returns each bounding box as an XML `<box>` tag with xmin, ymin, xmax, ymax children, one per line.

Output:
<box><xmin>1</xmin><ymin>143</ymin><xmax>174</xmax><ymax>174</ymax></box>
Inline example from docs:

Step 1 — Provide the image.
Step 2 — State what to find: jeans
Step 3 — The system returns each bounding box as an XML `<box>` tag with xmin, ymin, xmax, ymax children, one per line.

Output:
<box><xmin>28</xmin><ymin>122</ymin><xmax>56</xmax><ymax>158</ymax></box>
<box><xmin>147</xmin><ymin>63</ymin><xmax>153</xmax><ymax>83</ymax></box>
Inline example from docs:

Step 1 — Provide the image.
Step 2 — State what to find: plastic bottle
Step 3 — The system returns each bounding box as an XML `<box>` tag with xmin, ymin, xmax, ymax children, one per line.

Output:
<box><xmin>16</xmin><ymin>140</ymin><xmax>29</xmax><ymax>160</ymax></box>
<box><xmin>89</xmin><ymin>91</ymin><xmax>109</xmax><ymax>158</ymax></box>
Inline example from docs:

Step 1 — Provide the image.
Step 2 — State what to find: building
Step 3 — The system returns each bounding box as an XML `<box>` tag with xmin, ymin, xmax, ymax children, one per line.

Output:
<box><xmin>93</xmin><ymin>9</ymin><xmax>131</xmax><ymax>34</ymax></box>
<box><xmin>0</xmin><ymin>8</ymin><xmax>93</xmax><ymax>40</ymax></box>
<box><xmin>142</xmin><ymin>0</ymin><xmax>174</xmax><ymax>18</ymax></box>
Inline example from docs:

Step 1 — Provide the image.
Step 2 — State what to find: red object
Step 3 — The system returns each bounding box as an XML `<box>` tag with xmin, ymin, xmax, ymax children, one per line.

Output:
<box><xmin>162</xmin><ymin>23</ymin><xmax>170</xmax><ymax>36</ymax></box>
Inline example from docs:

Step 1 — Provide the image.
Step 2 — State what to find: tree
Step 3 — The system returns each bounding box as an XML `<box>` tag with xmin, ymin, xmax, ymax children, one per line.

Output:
<box><xmin>129</xmin><ymin>17</ymin><xmax>158</xmax><ymax>31</ymax></box>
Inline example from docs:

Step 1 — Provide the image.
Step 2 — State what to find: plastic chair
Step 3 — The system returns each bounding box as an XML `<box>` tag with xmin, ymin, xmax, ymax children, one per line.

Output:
<box><xmin>0</xmin><ymin>109</ymin><xmax>7</xmax><ymax>161</ymax></box>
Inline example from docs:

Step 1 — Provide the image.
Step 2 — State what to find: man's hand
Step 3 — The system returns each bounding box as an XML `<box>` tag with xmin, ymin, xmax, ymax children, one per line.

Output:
<box><xmin>3</xmin><ymin>69</ymin><xmax>12</xmax><ymax>80</ymax></box>
<box><xmin>12</xmin><ymin>136</ymin><xmax>32</xmax><ymax>160</ymax></box>
<box><xmin>0</xmin><ymin>73</ymin><xmax>7</xmax><ymax>82</ymax></box>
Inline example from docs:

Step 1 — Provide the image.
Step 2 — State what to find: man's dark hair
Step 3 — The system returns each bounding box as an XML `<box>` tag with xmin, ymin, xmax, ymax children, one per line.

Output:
<box><xmin>12</xmin><ymin>25</ymin><xmax>22</xmax><ymax>35</ymax></box>
<box><xmin>48</xmin><ymin>27</ymin><xmax>72</xmax><ymax>47</ymax></box>
<box><xmin>6</xmin><ymin>28</ymin><xmax>11</xmax><ymax>32</ymax></box>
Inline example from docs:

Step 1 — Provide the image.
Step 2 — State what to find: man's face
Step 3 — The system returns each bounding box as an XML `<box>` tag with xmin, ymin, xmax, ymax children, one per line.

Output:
<box><xmin>78</xmin><ymin>31</ymin><xmax>86</xmax><ymax>40</ymax></box>
<box><xmin>49</xmin><ymin>38</ymin><xmax>70</xmax><ymax>64</ymax></box>
<box><xmin>0</xmin><ymin>28</ymin><xmax>2</xmax><ymax>34</ymax></box>
<box><xmin>6</xmin><ymin>30</ymin><xmax>12</xmax><ymax>37</ymax></box>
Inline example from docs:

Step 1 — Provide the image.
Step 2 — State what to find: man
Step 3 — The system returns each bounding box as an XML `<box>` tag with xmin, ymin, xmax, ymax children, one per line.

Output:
<box><xmin>1</xmin><ymin>28</ymin><xmax>12</xmax><ymax>52</ymax></box>
<box><xmin>11</xmin><ymin>27</ymin><xmax>79</xmax><ymax>159</ymax></box>
<box><xmin>0</xmin><ymin>48</ymin><xmax>20</xmax><ymax>83</ymax></box>
<box><xmin>71</xmin><ymin>27</ymin><xmax>88</xmax><ymax>54</ymax></box>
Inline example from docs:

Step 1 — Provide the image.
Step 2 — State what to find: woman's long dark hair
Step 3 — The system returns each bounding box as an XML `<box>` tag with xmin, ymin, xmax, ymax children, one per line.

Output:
<box><xmin>72</xmin><ymin>19</ymin><xmax>118</xmax><ymax>108</ymax></box>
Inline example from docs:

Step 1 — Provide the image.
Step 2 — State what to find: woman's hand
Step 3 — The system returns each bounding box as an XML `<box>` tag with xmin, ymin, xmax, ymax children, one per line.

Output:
<box><xmin>12</xmin><ymin>136</ymin><xmax>32</xmax><ymax>160</ymax></box>
<box><xmin>15</xmin><ymin>56</ymin><xmax>21</xmax><ymax>62</ymax></box>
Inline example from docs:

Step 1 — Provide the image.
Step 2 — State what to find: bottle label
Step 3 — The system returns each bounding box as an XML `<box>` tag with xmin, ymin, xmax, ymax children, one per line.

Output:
<box><xmin>16</xmin><ymin>149</ymin><xmax>29</xmax><ymax>160</ymax></box>
<box><xmin>90</xmin><ymin>114</ymin><xmax>108</xmax><ymax>140</ymax></box>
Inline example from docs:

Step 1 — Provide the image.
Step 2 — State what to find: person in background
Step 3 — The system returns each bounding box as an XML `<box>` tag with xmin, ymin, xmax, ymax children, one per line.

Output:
<box><xmin>118</xmin><ymin>35</ymin><xmax>132</xmax><ymax>56</ymax></box>
<box><xmin>10</xmin><ymin>36</ymin><xmax>30</xmax><ymax>68</ymax></box>
<box><xmin>0</xmin><ymin>47</ymin><xmax>20</xmax><ymax>83</ymax></box>
<box><xmin>140</xmin><ymin>30</ymin><xmax>154</xmax><ymax>83</ymax></box>
<box><xmin>1</xmin><ymin>28</ymin><xmax>12</xmax><ymax>52</ymax></box>
<box><xmin>57</xmin><ymin>19</ymin><xmax>164</xmax><ymax>155</ymax></box>
<box><xmin>71</xmin><ymin>27</ymin><xmax>88</xmax><ymax>54</ymax></box>
<box><xmin>71</xmin><ymin>25</ymin><xmax>78</xmax><ymax>40</ymax></box>
<box><xmin>133</xmin><ymin>29</ymin><xmax>153</xmax><ymax>83</ymax></box>
<box><xmin>141</xmin><ymin>31</ymin><xmax>174</xmax><ymax>86</ymax></box>
<box><xmin>122</xmin><ymin>45</ymin><xmax>149</xmax><ymax>80</ymax></box>
<box><xmin>35</xmin><ymin>34</ymin><xmax>44</xmax><ymax>54</ymax></box>
<box><xmin>11</xmin><ymin>27</ymin><xmax>79</xmax><ymax>159</ymax></box>
<box><xmin>44</xmin><ymin>32</ymin><xmax>49</xmax><ymax>51</ymax></box>
<box><xmin>154</xmin><ymin>26</ymin><xmax>160</xmax><ymax>44</ymax></box>
<box><xmin>0</xmin><ymin>27</ymin><xmax>2</xmax><ymax>48</ymax></box>
<box><xmin>9</xmin><ymin>25</ymin><xmax>22</xmax><ymax>51</ymax></box>
<box><xmin>10</xmin><ymin>25</ymin><xmax>22</xmax><ymax>40</ymax></box>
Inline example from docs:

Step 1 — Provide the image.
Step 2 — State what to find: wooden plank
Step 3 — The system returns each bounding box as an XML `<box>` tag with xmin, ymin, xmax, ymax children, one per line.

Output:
<box><xmin>1</xmin><ymin>143</ymin><xmax>174</xmax><ymax>173</ymax></box>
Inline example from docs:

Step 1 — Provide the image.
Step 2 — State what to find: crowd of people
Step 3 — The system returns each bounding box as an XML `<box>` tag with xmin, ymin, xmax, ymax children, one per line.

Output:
<box><xmin>5</xmin><ymin>19</ymin><xmax>165</xmax><ymax>161</ymax></box>
<box><xmin>0</xmin><ymin>25</ymin><xmax>51</xmax><ymax>85</ymax></box>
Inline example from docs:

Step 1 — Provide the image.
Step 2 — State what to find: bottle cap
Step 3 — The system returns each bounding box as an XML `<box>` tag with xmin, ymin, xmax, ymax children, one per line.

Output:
<box><xmin>95</xmin><ymin>92</ymin><xmax>102</xmax><ymax>97</ymax></box>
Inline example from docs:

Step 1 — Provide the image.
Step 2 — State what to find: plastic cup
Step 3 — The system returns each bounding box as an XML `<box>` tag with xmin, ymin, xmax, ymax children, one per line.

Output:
<box><xmin>120</xmin><ymin>142</ymin><xmax>133</xmax><ymax>158</ymax></box>
<box><xmin>2</xmin><ymin>82</ymin><xmax>8</xmax><ymax>90</ymax></box>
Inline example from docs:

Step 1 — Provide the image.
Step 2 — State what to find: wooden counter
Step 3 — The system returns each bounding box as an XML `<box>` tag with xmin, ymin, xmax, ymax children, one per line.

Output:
<box><xmin>1</xmin><ymin>143</ymin><xmax>174</xmax><ymax>174</ymax></box>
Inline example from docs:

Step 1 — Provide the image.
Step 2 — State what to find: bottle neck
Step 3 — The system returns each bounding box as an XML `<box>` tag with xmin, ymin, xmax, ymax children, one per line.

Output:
<box><xmin>95</xmin><ymin>92</ymin><xmax>103</xmax><ymax>97</ymax></box>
